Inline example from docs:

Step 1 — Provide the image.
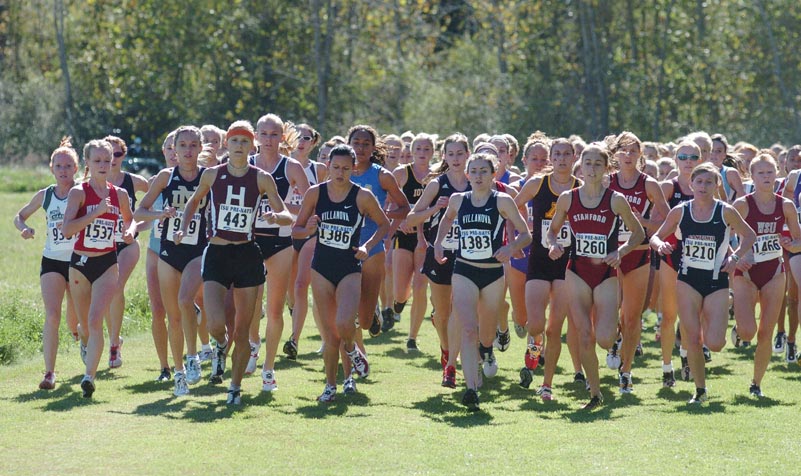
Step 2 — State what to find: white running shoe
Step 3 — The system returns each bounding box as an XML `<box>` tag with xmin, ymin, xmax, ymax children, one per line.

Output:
<box><xmin>482</xmin><ymin>352</ymin><xmax>498</xmax><ymax>378</ymax></box>
<box><xmin>245</xmin><ymin>343</ymin><xmax>259</xmax><ymax>375</ymax></box>
<box><xmin>261</xmin><ymin>369</ymin><xmax>277</xmax><ymax>392</ymax></box>
<box><xmin>185</xmin><ymin>356</ymin><xmax>201</xmax><ymax>385</ymax></box>
<box><xmin>174</xmin><ymin>371</ymin><xmax>189</xmax><ymax>396</ymax></box>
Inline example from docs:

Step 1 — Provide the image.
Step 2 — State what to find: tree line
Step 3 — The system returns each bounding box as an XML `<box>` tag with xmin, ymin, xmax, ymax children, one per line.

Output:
<box><xmin>0</xmin><ymin>0</ymin><xmax>799</xmax><ymax>161</ymax></box>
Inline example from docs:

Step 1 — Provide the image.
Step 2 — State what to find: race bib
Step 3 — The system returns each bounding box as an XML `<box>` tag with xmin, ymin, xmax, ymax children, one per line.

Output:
<box><xmin>618</xmin><ymin>221</ymin><xmax>633</xmax><ymax>244</ymax></box>
<box><xmin>753</xmin><ymin>233</ymin><xmax>782</xmax><ymax>263</ymax></box>
<box><xmin>47</xmin><ymin>220</ymin><xmax>73</xmax><ymax>252</ymax></box>
<box><xmin>167</xmin><ymin>211</ymin><xmax>201</xmax><ymax>245</ymax></box>
<box><xmin>255</xmin><ymin>199</ymin><xmax>279</xmax><ymax>229</ymax></box>
<box><xmin>83</xmin><ymin>218</ymin><xmax>115</xmax><ymax>250</ymax></box>
<box><xmin>153</xmin><ymin>218</ymin><xmax>164</xmax><ymax>239</ymax></box>
<box><xmin>459</xmin><ymin>228</ymin><xmax>493</xmax><ymax>260</ymax></box>
<box><xmin>318</xmin><ymin>222</ymin><xmax>353</xmax><ymax>250</ymax></box>
<box><xmin>288</xmin><ymin>187</ymin><xmax>303</xmax><ymax>206</ymax></box>
<box><xmin>541</xmin><ymin>219</ymin><xmax>571</xmax><ymax>248</ymax></box>
<box><xmin>575</xmin><ymin>233</ymin><xmax>607</xmax><ymax>258</ymax></box>
<box><xmin>683</xmin><ymin>236</ymin><xmax>716</xmax><ymax>270</ymax></box>
<box><xmin>442</xmin><ymin>223</ymin><xmax>460</xmax><ymax>250</ymax></box>
<box><xmin>218</xmin><ymin>204</ymin><xmax>254</xmax><ymax>234</ymax></box>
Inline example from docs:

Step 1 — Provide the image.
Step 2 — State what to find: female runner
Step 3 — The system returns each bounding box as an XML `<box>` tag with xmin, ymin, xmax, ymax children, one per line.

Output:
<box><xmin>732</xmin><ymin>154</ymin><xmax>801</xmax><ymax>397</ymax></box>
<box><xmin>175</xmin><ymin>121</ymin><xmax>292</xmax><ymax>404</ymax></box>
<box><xmin>547</xmin><ymin>144</ymin><xmax>644</xmax><ymax>410</ymax></box>
<box><xmin>379</xmin><ymin>134</ymin><xmax>405</xmax><ymax>328</ymax></box>
<box><xmin>62</xmin><ymin>139</ymin><xmax>137</xmax><ymax>398</ymax></box>
<box><xmin>435</xmin><ymin>153</ymin><xmax>531</xmax><ymax>411</ymax></box>
<box><xmin>608</xmin><ymin>132</ymin><xmax>669</xmax><ymax>393</ymax></box>
<box><xmin>145</xmin><ymin>130</ymin><xmax>178</xmax><ymax>382</ymax></box>
<box><xmin>407</xmin><ymin>133</ymin><xmax>471</xmax><ymax>387</ymax></box>
<box><xmin>136</xmin><ymin>126</ymin><xmax>210</xmax><ymax>396</ymax></box>
<box><xmin>392</xmin><ymin>133</ymin><xmax>435</xmax><ymax>352</ymax></box>
<box><xmin>248</xmin><ymin>114</ymin><xmax>309</xmax><ymax>391</ymax></box>
<box><xmin>293</xmin><ymin>144</ymin><xmax>389</xmax><ymax>401</ymax></box>
<box><xmin>651</xmin><ymin>162</ymin><xmax>755</xmax><ymax>404</ymax></box>
<box><xmin>14</xmin><ymin>137</ymin><xmax>79</xmax><ymax>389</ymax></box>
<box><xmin>285</xmin><ymin>123</ymin><xmax>328</xmax><ymax>358</ymax></box>
<box><xmin>514</xmin><ymin>138</ymin><xmax>583</xmax><ymax>399</ymax></box>
<box><xmin>103</xmin><ymin>135</ymin><xmax>149</xmax><ymax>368</ymax></box>
<box><xmin>348</xmin><ymin>125</ymin><xmax>410</xmax><ymax>342</ymax></box>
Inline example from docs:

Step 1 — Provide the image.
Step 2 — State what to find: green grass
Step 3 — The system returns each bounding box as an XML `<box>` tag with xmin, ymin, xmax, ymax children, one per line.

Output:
<box><xmin>0</xmin><ymin>166</ymin><xmax>60</xmax><ymax>193</ymax></box>
<box><xmin>1</xmin><ymin>188</ymin><xmax>801</xmax><ymax>475</ymax></box>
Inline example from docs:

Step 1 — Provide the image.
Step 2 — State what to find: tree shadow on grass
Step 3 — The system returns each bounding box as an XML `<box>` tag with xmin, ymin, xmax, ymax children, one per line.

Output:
<box><xmin>411</xmin><ymin>393</ymin><xmax>495</xmax><ymax>427</ymax></box>
<box><xmin>706</xmin><ymin>363</ymin><xmax>734</xmax><ymax>376</ymax></box>
<box><xmin>656</xmin><ymin>387</ymin><xmax>693</xmax><ymax>402</ymax></box>
<box><xmin>292</xmin><ymin>393</ymin><xmax>372</xmax><ymax>419</ymax></box>
<box><xmin>674</xmin><ymin>400</ymin><xmax>725</xmax><ymax>414</ymax></box>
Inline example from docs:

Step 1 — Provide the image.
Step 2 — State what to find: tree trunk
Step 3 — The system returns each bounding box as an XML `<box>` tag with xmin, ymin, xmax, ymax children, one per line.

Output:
<box><xmin>653</xmin><ymin>0</ymin><xmax>676</xmax><ymax>140</ymax></box>
<box><xmin>490</xmin><ymin>0</ymin><xmax>507</xmax><ymax>74</ymax></box>
<box><xmin>53</xmin><ymin>0</ymin><xmax>75</xmax><ymax>139</ymax></box>
<box><xmin>312</xmin><ymin>0</ymin><xmax>335</xmax><ymax>133</ymax></box>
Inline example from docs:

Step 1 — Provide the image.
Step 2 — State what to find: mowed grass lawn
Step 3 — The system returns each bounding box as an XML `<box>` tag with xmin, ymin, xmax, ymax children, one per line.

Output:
<box><xmin>1</xmin><ymin>188</ymin><xmax>801</xmax><ymax>475</ymax></box>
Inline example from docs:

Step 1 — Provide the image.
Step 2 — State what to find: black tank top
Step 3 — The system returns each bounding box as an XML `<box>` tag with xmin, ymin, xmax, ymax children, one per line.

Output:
<box><xmin>678</xmin><ymin>200</ymin><xmax>730</xmax><ymax>280</ymax></box>
<box><xmin>669</xmin><ymin>178</ymin><xmax>693</xmax><ymax>208</ymax></box>
<box><xmin>402</xmin><ymin>164</ymin><xmax>426</xmax><ymax>206</ymax></box>
<box><xmin>161</xmin><ymin>167</ymin><xmax>208</xmax><ymax>247</ymax></box>
<box><xmin>209</xmin><ymin>164</ymin><xmax>261</xmax><ymax>242</ymax></box>
<box><xmin>250</xmin><ymin>155</ymin><xmax>291</xmax><ymax>235</ymax></box>
<box><xmin>457</xmin><ymin>190</ymin><xmax>505</xmax><ymax>264</ymax></box>
<box><xmin>426</xmin><ymin>174</ymin><xmax>471</xmax><ymax>246</ymax></box>
<box><xmin>313</xmin><ymin>183</ymin><xmax>363</xmax><ymax>264</ymax></box>
<box><xmin>531</xmin><ymin>174</ymin><xmax>578</xmax><ymax>249</ymax></box>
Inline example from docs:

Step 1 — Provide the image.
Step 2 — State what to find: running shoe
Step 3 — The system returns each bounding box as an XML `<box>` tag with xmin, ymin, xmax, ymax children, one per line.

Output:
<box><xmin>619</xmin><ymin>372</ymin><xmax>633</xmax><ymax>394</ymax></box>
<box><xmin>749</xmin><ymin>382</ymin><xmax>764</xmax><ymax>398</ymax></box>
<box><xmin>493</xmin><ymin>328</ymin><xmax>511</xmax><ymax>352</ymax></box>
<box><xmin>317</xmin><ymin>384</ymin><xmax>336</xmax><ymax>403</ymax></box>
<box><xmin>518</xmin><ymin>367</ymin><xmax>533</xmax><ymax>389</ymax></box>
<box><xmin>381</xmin><ymin>308</ymin><xmax>395</xmax><ymax>332</ymax></box>
<box><xmin>405</xmin><ymin>338</ymin><xmax>419</xmax><ymax>354</ymax></box>
<box><xmin>440</xmin><ymin>348</ymin><xmax>449</xmax><ymax>370</ymax></box>
<box><xmin>524</xmin><ymin>342</ymin><xmax>541</xmax><ymax>371</ymax></box>
<box><xmin>773</xmin><ymin>331</ymin><xmax>787</xmax><ymax>354</ymax></box>
<box><xmin>261</xmin><ymin>369</ymin><xmax>277</xmax><ymax>392</ymax></box>
<box><xmin>156</xmin><ymin>367</ymin><xmax>171</xmax><ymax>382</ymax></box>
<box><xmin>393</xmin><ymin>311</ymin><xmax>401</xmax><ymax>322</ymax></box>
<box><xmin>442</xmin><ymin>366</ymin><xmax>456</xmax><ymax>388</ymax></box>
<box><xmin>80</xmin><ymin>376</ymin><xmax>95</xmax><ymax>399</ymax></box>
<box><xmin>703</xmin><ymin>345</ymin><xmax>712</xmax><ymax>363</ymax></box>
<box><xmin>185</xmin><ymin>355</ymin><xmax>201</xmax><ymax>385</ymax></box>
<box><xmin>80</xmin><ymin>342</ymin><xmax>87</xmax><ymax>365</ymax></box>
<box><xmin>283</xmin><ymin>339</ymin><xmax>298</xmax><ymax>361</ymax></box>
<box><xmin>606</xmin><ymin>339</ymin><xmax>621</xmax><ymax>370</ymax></box>
<box><xmin>174</xmin><ymin>371</ymin><xmax>189</xmax><ymax>396</ymax></box>
<box><xmin>730</xmin><ymin>325</ymin><xmax>748</xmax><ymax>348</ymax></box>
<box><xmin>369</xmin><ymin>307</ymin><xmax>382</xmax><ymax>337</ymax></box>
<box><xmin>347</xmin><ymin>347</ymin><xmax>370</xmax><ymax>378</ymax></box>
<box><xmin>573</xmin><ymin>372</ymin><xmax>586</xmax><ymax>384</ymax></box>
<box><xmin>39</xmin><ymin>371</ymin><xmax>55</xmax><ymax>390</ymax></box>
<box><xmin>688</xmin><ymin>388</ymin><xmax>708</xmax><ymax>405</ymax></box>
<box><xmin>198</xmin><ymin>347</ymin><xmax>213</xmax><ymax>363</ymax></box>
<box><xmin>343</xmin><ymin>376</ymin><xmax>357</xmax><ymax>395</ymax></box>
<box><xmin>680</xmin><ymin>356</ymin><xmax>691</xmax><ymax>381</ymax></box>
<box><xmin>662</xmin><ymin>370</ymin><xmax>676</xmax><ymax>388</ymax></box>
<box><xmin>226</xmin><ymin>389</ymin><xmax>241</xmax><ymax>405</ymax></box>
<box><xmin>481</xmin><ymin>351</ymin><xmax>498</xmax><ymax>378</ymax></box>
<box><xmin>514</xmin><ymin>323</ymin><xmax>527</xmax><ymax>339</ymax></box>
<box><xmin>787</xmin><ymin>342</ymin><xmax>798</xmax><ymax>364</ymax></box>
<box><xmin>462</xmin><ymin>388</ymin><xmax>480</xmax><ymax>411</ymax></box>
<box><xmin>316</xmin><ymin>343</ymin><xmax>325</xmax><ymax>354</ymax></box>
<box><xmin>635</xmin><ymin>342</ymin><xmax>643</xmax><ymax>357</ymax></box>
<box><xmin>109</xmin><ymin>339</ymin><xmax>123</xmax><ymax>369</ymax></box>
<box><xmin>244</xmin><ymin>342</ymin><xmax>259</xmax><ymax>375</ymax></box>
<box><xmin>582</xmin><ymin>395</ymin><xmax>603</xmax><ymax>410</ymax></box>
<box><xmin>210</xmin><ymin>341</ymin><xmax>227</xmax><ymax>384</ymax></box>
<box><xmin>536</xmin><ymin>385</ymin><xmax>553</xmax><ymax>401</ymax></box>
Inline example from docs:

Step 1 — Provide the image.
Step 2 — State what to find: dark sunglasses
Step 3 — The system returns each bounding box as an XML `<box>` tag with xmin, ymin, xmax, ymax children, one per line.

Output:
<box><xmin>113</xmin><ymin>151</ymin><xmax>125</xmax><ymax>158</ymax></box>
<box><xmin>676</xmin><ymin>154</ymin><xmax>700</xmax><ymax>161</ymax></box>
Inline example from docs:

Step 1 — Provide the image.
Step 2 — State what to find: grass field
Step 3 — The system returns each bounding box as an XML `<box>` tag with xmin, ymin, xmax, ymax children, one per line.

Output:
<box><xmin>2</xmin><ymin>184</ymin><xmax>801</xmax><ymax>475</ymax></box>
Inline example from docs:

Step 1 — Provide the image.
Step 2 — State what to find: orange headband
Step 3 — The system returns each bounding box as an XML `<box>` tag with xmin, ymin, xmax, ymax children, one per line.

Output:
<box><xmin>226</xmin><ymin>128</ymin><xmax>255</xmax><ymax>141</ymax></box>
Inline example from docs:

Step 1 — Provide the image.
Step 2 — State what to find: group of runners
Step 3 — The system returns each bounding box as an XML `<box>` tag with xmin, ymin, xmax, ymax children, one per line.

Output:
<box><xmin>15</xmin><ymin>119</ymin><xmax>801</xmax><ymax>410</ymax></box>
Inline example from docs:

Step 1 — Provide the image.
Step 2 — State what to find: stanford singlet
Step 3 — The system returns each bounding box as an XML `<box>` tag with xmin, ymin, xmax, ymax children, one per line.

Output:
<box><xmin>567</xmin><ymin>188</ymin><xmax>619</xmax><ymax>261</ymax></box>
<box><xmin>609</xmin><ymin>172</ymin><xmax>651</xmax><ymax>245</ymax></box>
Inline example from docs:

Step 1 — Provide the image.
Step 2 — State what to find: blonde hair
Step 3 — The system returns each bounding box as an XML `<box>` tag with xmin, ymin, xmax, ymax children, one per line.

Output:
<box><xmin>690</xmin><ymin>162</ymin><xmax>721</xmax><ymax>184</ymax></box>
<box><xmin>82</xmin><ymin>139</ymin><xmax>114</xmax><ymax>180</ymax></box>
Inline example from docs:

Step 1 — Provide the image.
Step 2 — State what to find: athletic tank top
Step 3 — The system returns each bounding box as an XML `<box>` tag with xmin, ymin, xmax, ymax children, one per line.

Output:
<box><xmin>678</xmin><ymin>200</ymin><xmax>730</xmax><ymax>279</ymax></box>
<box><xmin>669</xmin><ymin>178</ymin><xmax>693</xmax><ymax>208</ymax></box>
<box><xmin>744</xmin><ymin>194</ymin><xmax>784</xmax><ymax>264</ymax></box>
<box><xmin>74</xmin><ymin>182</ymin><xmax>121</xmax><ymax>254</ymax></box>
<box><xmin>288</xmin><ymin>161</ymin><xmax>319</xmax><ymax>206</ymax></box>
<box><xmin>721</xmin><ymin>165</ymin><xmax>734</xmax><ymax>200</ymax></box>
<box><xmin>42</xmin><ymin>185</ymin><xmax>75</xmax><ymax>261</ymax></box>
<box><xmin>160</xmin><ymin>167</ymin><xmax>208</xmax><ymax>247</ymax></box>
<box><xmin>531</xmin><ymin>175</ymin><xmax>577</xmax><ymax>249</ymax></box>
<box><xmin>499</xmin><ymin>169</ymin><xmax>512</xmax><ymax>185</ymax></box>
<box><xmin>426</xmin><ymin>174</ymin><xmax>471</xmax><ymax>248</ymax></box>
<box><xmin>113</xmin><ymin>173</ymin><xmax>137</xmax><ymax>243</ymax></box>
<box><xmin>456</xmin><ymin>190</ymin><xmax>505</xmax><ymax>264</ymax></box>
<box><xmin>567</xmin><ymin>188</ymin><xmax>619</xmax><ymax>260</ymax></box>
<box><xmin>251</xmin><ymin>155</ymin><xmax>292</xmax><ymax>237</ymax></box>
<box><xmin>609</xmin><ymin>172</ymin><xmax>651</xmax><ymax>244</ymax></box>
<box><xmin>351</xmin><ymin>163</ymin><xmax>388</xmax><ymax>235</ymax></box>
<box><xmin>313</xmin><ymin>183</ymin><xmax>363</xmax><ymax>263</ymax></box>
<box><xmin>209</xmin><ymin>164</ymin><xmax>261</xmax><ymax>242</ymax></box>
<box><xmin>401</xmin><ymin>164</ymin><xmax>426</xmax><ymax>206</ymax></box>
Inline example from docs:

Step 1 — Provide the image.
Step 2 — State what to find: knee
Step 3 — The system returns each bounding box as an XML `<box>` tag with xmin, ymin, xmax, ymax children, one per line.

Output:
<box><xmin>706</xmin><ymin>337</ymin><xmax>725</xmax><ymax>352</ymax></box>
<box><xmin>178</xmin><ymin>295</ymin><xmax>196</xmax><ymax>312</ymax></box>
<box><xmin>738</xmin><ymin>322</ymin><xmax>757</xmax><ymax>342</ymax></box>
<box><xmin>596</xmin><ymin>334</ymin><xmax>615</xmax><ymax>350</ymax></box>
